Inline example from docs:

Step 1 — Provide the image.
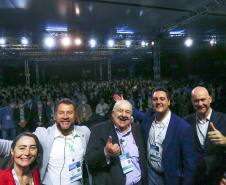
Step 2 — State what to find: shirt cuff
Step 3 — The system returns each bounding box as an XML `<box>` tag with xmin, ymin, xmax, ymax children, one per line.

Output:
<box><xmin>104</xmin><ymin>148</ymin><xmax>110</xmax><ymax>164</ymax></box>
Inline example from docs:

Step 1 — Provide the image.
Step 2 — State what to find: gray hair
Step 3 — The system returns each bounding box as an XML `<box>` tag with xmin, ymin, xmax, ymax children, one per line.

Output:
<box><xmin>112</xmin><ymin>100</ymin><xmax>133</xmax><ymax>113</ymax></box>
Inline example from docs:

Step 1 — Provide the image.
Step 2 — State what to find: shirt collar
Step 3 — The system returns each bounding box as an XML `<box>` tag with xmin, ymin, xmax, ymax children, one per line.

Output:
<box><xmin>114</xmin><ymin>122</ymin><xmax>131</xmax><ymax>137</ymax></box>
<box><xmin>154</xmin><ymin>110</ymin><xmax>171</xmax><ymax>127</ymax></box>
<box><xmin>54</xmin><ymin>127</ymin><xmax>76</xmax><ymax>139</ymax></box>
<box><xmin>196</xmin><ymin>108</ymin><xmax>212</xmax><ymax>123</ymax></box>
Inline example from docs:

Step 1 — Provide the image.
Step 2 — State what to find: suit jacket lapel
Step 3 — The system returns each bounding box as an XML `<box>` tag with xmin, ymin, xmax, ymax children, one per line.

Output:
<box><xmin>162</xmin><ymin>113</ymin><xmax>175</xmax><ymax>156</ymax></box>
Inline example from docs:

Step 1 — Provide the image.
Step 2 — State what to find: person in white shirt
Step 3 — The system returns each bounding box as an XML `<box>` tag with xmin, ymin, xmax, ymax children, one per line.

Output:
<box><xmin>0</xmin><ymin>98</ymin><xmax>90</xmax><ymax>185</ymax></box>
<box><xmin>96</xmin><ymin>98</ymin><xmax>109</xmax><ymax>123</ymax></box>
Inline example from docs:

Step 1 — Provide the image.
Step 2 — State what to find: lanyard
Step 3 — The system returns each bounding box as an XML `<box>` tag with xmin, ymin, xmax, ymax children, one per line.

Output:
<box><xmin>119</xmin><ymin>135</ymin><xmax>130</xmax><ymax>155</ymax></box>
<box><xmin>66</xmin><ymin>130</ymin><xmax>75</xmax><ymax>161</ymax></box>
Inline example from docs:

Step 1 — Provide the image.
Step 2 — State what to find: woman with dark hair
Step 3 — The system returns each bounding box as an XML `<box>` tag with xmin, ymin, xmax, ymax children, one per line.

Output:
<box><xmin>0</xmin><ymin>132</ymin><xmax>43</xmax><ymax>185</ymax></box>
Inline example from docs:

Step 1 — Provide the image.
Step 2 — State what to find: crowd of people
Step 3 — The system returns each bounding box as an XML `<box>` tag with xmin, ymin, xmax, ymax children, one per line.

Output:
<box><xmin>0</xmin><ymin>80</ymin><xmax>225</xmax><ymax>185</ymax></box>
<box><xmin>0</xmin><ymin>78</ymin><xmax>225</xmax><ymax>139</ymax></box>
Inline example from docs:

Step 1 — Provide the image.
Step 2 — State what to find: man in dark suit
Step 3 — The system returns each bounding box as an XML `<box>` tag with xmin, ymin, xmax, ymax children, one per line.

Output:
<box><xmin>85</xmin><ymin>100</ymin><xmax>148</xmax><ymax>185</ymax></box>
<box><xmin>184</xmin><ymin>86</ymin><xmax>226</xmax><ymax>185</ymax></box>
<box><xmin>46</xmin><ymin>98</ymin><xmax>56</xmax><ymax>126</ymax></box>
<box><xmin>13</xmin><ymin>99</ymin><xmax>31</xmax><ymax>133</ymax></box>
<box><xmin>114</xmin><ymin>87</ymin><xmax>196</xmax><ymax>185</ymax></box>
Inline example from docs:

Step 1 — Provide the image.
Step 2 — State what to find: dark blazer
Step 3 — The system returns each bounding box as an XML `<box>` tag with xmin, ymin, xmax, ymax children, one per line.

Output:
<box><xmin>46</xmin><ymin>105</ymin><xmax>55</xmax><ymax>126</ymax></box>
<box><xmin>13</xmin><ymin>107</ymin><xmax>31</xmax><ymax>124</ymax></box>
<box><xmin>85</xmin><ymin>119</ymin><xmax>148</xmax><ymax>185</ymax></box>
<box><xmin>0</xmin><ymin>168</ymin><xmax>41</xmax><ymax>185</ymax></box>
<box><xmin>31</xmin><ymin>107</ymin><xmax>48</xmax><ymax>127</ymax></box>
<box><xmin>133</xmin><ymin>108</ymin><xmax>196</xmax><ymax>185</ymax></box>
<box><xmin>184</xmin><ymin>110</ymin><xmax>226</xmax><ymax>185</ymax></box>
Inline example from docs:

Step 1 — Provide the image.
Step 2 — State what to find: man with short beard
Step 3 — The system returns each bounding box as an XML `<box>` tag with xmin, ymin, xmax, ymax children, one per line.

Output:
<box><xmin>0</xmin><ymin>98</ymin><xmax>90</xmax><ymax>185</ymax></box>
<box><xmin>85</xmin><ymin>100</ymin><xmax>148</xmax><ymax>185</ymax></box>
<box><xmin>184</xmin><ymin>86</ymin><xmax>226</xmax><ymax>185</ymax></box>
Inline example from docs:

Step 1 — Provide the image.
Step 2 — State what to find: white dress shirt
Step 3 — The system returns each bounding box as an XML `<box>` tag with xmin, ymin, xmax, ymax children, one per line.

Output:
<box><xmin>96</xmin><ymin>103</ymin><xmax>109</xmax><ymax>116</ymax></box>
<box><xmin>147</xmin><ymin>111</ymin><xmax>171</xmax><ymax>172</ymax></box>
<box><xmin>47</xmin><ymin>128</ymin><xmax>84</xmax><ymax>185</ymax></box>
<box><xmin>196</xmin><ymin>109</ymin><xmax>212</xmax><ymax>147</ymax></box>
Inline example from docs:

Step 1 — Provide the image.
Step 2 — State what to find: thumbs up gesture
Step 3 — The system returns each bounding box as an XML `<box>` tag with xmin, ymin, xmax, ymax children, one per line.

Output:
<box><xmin>207</xmin><ymin>122</ymin><xmax>226</xmax><ymax>146</ymax></box>
<box><xmin>104</xmin><ymin>136</ymin><xmax>121</xmax><ymax>157</ymax></box>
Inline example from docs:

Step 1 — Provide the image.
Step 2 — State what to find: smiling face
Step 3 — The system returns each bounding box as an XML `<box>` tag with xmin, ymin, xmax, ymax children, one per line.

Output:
<box><xmin>112</xmin><ymin>101</ymin><xmax>132</xmax><ymax>133</ymax></box>
<box><xmin>55</xmin><ymin>103</ymin><xmax>77</xmax><ymax>136</ymax></box>
<box><xmin>11</xmin><ymin>136</ymin><xmax>37</xmax><ymax>169</ymax></box>
<box><xmin>191</xmin><ymin>87</ymin><xmax>212</xmax><ymax>118</ymax></box>
<box><xmin>152</xmin><ymin>91</ymin><xmax>170</xmax><ymax>115</ymax></box>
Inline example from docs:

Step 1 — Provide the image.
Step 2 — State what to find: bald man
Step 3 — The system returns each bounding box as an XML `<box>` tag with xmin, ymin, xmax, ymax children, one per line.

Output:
<box><xmin>184</xmin><ymin>86</ymin><xmax>226</xmax><ymax>185</ymax></box>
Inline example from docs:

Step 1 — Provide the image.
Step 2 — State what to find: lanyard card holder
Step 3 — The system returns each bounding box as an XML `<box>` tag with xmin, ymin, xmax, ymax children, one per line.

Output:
<box><xmin>119</xmin><ymin>152</ymin><xmax>133</xmax><ymax>174</ymax></box>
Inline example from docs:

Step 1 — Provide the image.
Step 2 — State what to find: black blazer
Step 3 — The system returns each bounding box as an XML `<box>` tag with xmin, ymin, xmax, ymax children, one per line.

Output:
<box><xmin>85</xmin><ymin>119</ymin><xmax>148</xmax><ymax>185</ymax></box>
<box><xmin>13</xmin><ymin>107</ymin><xmax>31</xmax><ymax>124</ymax></box>
<box><xmin>184</xmin><ymin>110</ymin><xmax>226</xmax><ymax>183</ymax></box>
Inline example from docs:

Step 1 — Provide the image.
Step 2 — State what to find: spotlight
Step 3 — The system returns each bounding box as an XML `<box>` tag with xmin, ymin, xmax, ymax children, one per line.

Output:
<box><xmin>108</xmin><ymin>40</ymin><xmax>114</xmax><ymax>47</ymax></box>
<box><xmin>75</xmin><ymin>38</ymin><xmax>82</xmax><ymax>45</ymax></box>
<box><xmin>125</xmin><ymin>40</ymin><xmax>131</xmax><ymax>47</ymax></box>
<box><xmin>62</xmin><ymin>37</ymin><xmax>71</xmax><ymax>47</ymax></box>
<box><xmin>151</xmin><ymin>41</ymin><xmax>154</xmax><ymax>46</ymax></box>
<box><xmin>210</xmin><ymin>39</ymin><xmax>216</xmax><ymax>46</ymax></box>
<box><xmin>89</xmin><ymin>39</ymin><xmax>96</xmax><ymax>48</ymax></box>
<box><xmin>44</xmin><ymin>37</ymin><xmax>55</xmax><ymax>48</ymax></box>
<box><xmin>141</xmin><ymin>41</ymin><xmax>146</xmax><ymax>47</ymax></box>
<box><xmin>0</xmin><ymin>38</ymin><xmax>6</xmax><ymax>45</ymax></box>
<box><xmin>21</xmin><ymin>37</ymin><xmax>28</xmax><ymax>45</ymax></box>
<box><xmin>185</xmin><ymin>38</ymin><xmax>193</xmax><ymax>47</ymax></box>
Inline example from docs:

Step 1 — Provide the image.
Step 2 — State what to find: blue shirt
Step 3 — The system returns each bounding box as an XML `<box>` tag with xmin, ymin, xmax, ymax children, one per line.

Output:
<box><xmin>0</xmin><ymin>107</ymin><xmax>16</xmax><ymax>129</ymax></box>
<box><xmin>114</xmin><ymin>124</ymin><xmax>141</xmax><ymax>185</ymax></box>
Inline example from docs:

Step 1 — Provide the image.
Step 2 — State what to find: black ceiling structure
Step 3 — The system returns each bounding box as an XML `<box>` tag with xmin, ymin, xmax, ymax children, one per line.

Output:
<box><xmin>0</xmin><ymin>0</ymin><xmax>225</xmax><ymax>63</ymax></box>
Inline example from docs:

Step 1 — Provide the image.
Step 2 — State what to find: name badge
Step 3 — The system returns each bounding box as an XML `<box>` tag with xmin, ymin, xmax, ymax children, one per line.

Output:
<box><xmin>69</xmin><ymin>161</ymin><xmax>82</xmax><ymax>183</ymax></box>
<box><xmin>119</xmin><ymin>153</ymin><xmax>133</xmax><ymax>174</ymax></box>
<box><xmin>150</xmin><ymin>145</ymin><xmax>160</xmax><ymax>161</ymax></box>
<box><xmin>6</xmin><ymin>115</ymin><xmax>11</xmax><ymax>120</ymax></box>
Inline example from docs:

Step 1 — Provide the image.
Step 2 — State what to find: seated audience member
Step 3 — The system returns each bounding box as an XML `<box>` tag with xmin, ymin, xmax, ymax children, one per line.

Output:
<box><xmin>0</xmin><ymin>132</ymin><xmax>43</xmax><ymax>185</ymax></box>
<box><xmin>46</xmin><ymin>98</ymin><xmax>56</xmax><ymax>126</ymax></box>
<box><xmin>14</xmin><ymin>99</ymin><xmax>31</xmax><ymax>133</ymax></box>
<box><xmin>76</xmin><ymin>98</ymin><xmax>92</xmax><ymax>125</ymax></box>
<box><xmin>0</xmin><ymin>100</ymin><xmax>16</xmax><ymax>140</ymax></box>
<box><xmin>96</xmin><ymin>98</ymin><xmax>109</xmax><ymax>122</ymax></box>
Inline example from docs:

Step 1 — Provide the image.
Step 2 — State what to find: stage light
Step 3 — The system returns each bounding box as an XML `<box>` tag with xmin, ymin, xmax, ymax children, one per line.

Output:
<box><xmin>108</xmin><ymin>40</ymin><xmax>114</xmax><ymax>47</ymax></box>
<box><xmin>21</xmin><ymin>37</ymin><xmax>28</xmax><ymax>45</ymax></box>
<box><xmin>44</xmin><ymin>37</ymin><xmax>55</xmax><ymax>48</ymax></box>
<box><xmin>89</xmin><ymin>39</ymin><xmax>96</xmax><ymax>48</ymax></box>
<box><xmin>141</xmin><ymin>41</ymin><xmax>146</xmax><ymax>47</ymax></box>
<box><xmin>0</xmin><ymin>38</ymin><xmax>6</xmax><ymax>45</ymax></box>
<box><xmin>75</xmin><ymin>38</ymin><xmax>82</xmax><ymax>45</ymax></box>
<box><xmin>151</xmin><ymin>41</ymin><xmax>154</xmax><ymax>46</ymax></box>
<box><xmin>185</xmin><ymin>38</ymin><xmax>193</xmax><ymax>47</ymax></box>
<box><xmin>62</xmin><ymin>37</ymin><xmax>71</xmax><ymax>47</ymax></box>
<box><xmin>125</xmin><ymin>40</ymin><xmax>131</xmax><ymax>47</ymax></box>
<box><xmin>210</xmin><ymin>39</ymin><xmax>216</xmax><ymax>46</ymax></box>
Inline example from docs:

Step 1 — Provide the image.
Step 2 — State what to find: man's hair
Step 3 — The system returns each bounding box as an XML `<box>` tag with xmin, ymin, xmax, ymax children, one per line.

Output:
<box><xmin>55</xmin><ymin>98</ymin><xmax>76</xmax><ymax>112</ymax></box>
<box><xmin>112</xmin><ymin>100</ymin><xmax>133</xmax><ymax>113</ymax></box>
<box><xmin>151</xmin><ymin>87</ymin><xmax>170</xmax><ymax>100</ymax></box>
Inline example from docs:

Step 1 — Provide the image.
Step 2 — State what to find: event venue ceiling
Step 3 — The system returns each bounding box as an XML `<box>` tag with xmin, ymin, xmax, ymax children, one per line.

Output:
<box><xmin>0</xmin><ymin>0</ymin><xmax>225</xmax><ymax>63</ymax></box>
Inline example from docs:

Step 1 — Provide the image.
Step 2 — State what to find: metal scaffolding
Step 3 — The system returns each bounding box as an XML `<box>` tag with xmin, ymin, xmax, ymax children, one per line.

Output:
<box><xmin>35</xmin><ymin>62</ymin><xmax>40</xmax><ymax>84</ymax></box>
<box><xmin>152</xmin><ymin>44</ymin><xmax>161</xmax><ymax>86</ymax></box>
<box><xmin>25</xmin><ymin>61</ymin><xmax>30</xmax><ymax>86</ymax></box>
<box><xmin>99</xmin><ymin>62</ymin><xmax>103</xmax><ymax>81</ymax></box>
<box><xmin>158</xmin><ymin>0</ymin><xmax>224</xmax><ymax>33</ymax></box>
<box><xmin>108</xmin><ymin>59</ymin><xmax>111</xmax><ymax>81</ymax></box>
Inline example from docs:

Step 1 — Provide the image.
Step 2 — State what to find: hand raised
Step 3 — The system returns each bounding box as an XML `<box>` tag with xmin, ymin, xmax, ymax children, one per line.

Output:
<box><xmin>208</xmin><ymin>122</ymin><xmax>226</xmax><ymax>146</ymax></box>
<box><xmin>113</xmin><ymin>94</ymin><xmax>123</xmax><ymax>102</ymax></box>
<box><xmin>104</xmin><ymin>136</ymin><xmax>121</xmax><ymax>157</ymax></box>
